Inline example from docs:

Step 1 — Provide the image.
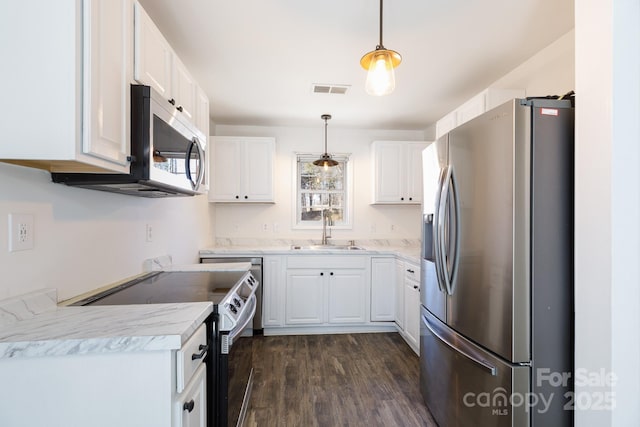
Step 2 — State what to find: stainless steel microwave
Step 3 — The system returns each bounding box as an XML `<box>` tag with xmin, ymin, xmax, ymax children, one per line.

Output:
<box><xmin>52</xmin><ymin>85</ymin><xmax>207</xmax><ymax>197</ymax></box>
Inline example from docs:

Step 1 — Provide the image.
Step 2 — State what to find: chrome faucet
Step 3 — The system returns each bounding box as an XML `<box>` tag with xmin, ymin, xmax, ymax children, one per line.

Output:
<box><xmin>321</xmin><ymin>209</ymin><xmax>332</xmax><ymax>245</ymax></box>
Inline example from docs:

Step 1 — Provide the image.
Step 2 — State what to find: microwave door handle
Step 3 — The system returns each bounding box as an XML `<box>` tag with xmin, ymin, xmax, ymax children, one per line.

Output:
<box><xmin>193</xmin><ymin>137</ymin><xmax>205</xmax><ymax>190</ymax></box>
<box><xmin>185</xmin><ymin>140</ymin><xmax>196</xmax><ymax>189</ymax></box>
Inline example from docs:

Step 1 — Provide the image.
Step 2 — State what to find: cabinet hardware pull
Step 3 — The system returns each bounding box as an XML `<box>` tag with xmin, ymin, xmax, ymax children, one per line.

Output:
<box><xmin>244</xmin><ymin>195</ymin><xmax>248</xmax><ymax>199</ymax></box>
<box><xmin>235</xmin><ymin>195</ymin><xmax>240</xmax><ymax>199</ymax></box>
<box><xmin>320</xmin><ymin>272</ymin><xmax>324</xmax><ymax>276</ymax></box>
<box><xmin>330</xmin><ymin>272</ymin><xmax>334</xmax><ymax>276</ymax></box>
<box><xmin>183</xmin><ymin>400</ymin><xmax>195</xmax><ymax>413</ymax></box>
<box><xmin>168</xmin><ymin>98</ymin><xmax>176</xmax><ymax>105</ymax></box>
<box><xmin>413</xmin><ymin>285</ymin><xmax>419</xmax><ymax>290</ymax></box>
<box><xmin>177</xmin><ymin>105</ymin><xmax>184</xmax><ymax>112</ymax></box>
<box><xmin>191</xmin><ymin>344</ymin><xmax>209</xmax><ymax>360</ymax></box>
<box><xmin>400</xmin><ymin>197</ymin><xmax>404</xmax><ymax>201</ymax></box>
<box><xmin>409</xmin><ymin>197</ymin><xmax>413</xmax><ymax>201</ymax></box>
<box><xmin>407</xmin><ymin>269</ymin><xmax>415</xmax><ymax>273</ymax></box>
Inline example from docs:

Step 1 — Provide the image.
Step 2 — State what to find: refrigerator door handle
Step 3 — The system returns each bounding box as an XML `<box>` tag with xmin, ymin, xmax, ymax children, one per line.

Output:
<box><xmin>447</xmin><ymin>166</ymin><xmax>461</xmax><ymax>294</ymax></box>
<box><xmin>437</xmin><ymin>166</ymin><xmax>461</xmax><ymax>295</ymax></box>
<box><xmin>433</xmin><ymin>167</ymin><xmax>447</xmax><ymax>292</ymax></box>
<box><xmin>422</xmin><ymin>313</ymin><xmax>497</xmax><ymax>376</ymax></box>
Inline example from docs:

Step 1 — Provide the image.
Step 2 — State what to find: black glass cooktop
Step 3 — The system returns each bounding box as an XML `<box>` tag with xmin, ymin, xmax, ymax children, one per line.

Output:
<box><xmin>77</xmin><ymin>270</ymin><xmax>247</xmax><ymax>306</ymax></box>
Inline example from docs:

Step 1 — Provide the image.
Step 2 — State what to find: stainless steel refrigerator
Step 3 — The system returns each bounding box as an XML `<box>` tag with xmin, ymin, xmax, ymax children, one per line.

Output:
<box><xmin>419</xmin><ymin>98</ymin><xmax>574</xmax><ymax>427</ymax></box>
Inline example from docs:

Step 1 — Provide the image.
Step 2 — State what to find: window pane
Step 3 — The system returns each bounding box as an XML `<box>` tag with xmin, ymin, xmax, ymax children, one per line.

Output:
<box><xmin>297</xmin><ymin>155</ymin><xmax>349</xmax><ymax>226</ymax></box>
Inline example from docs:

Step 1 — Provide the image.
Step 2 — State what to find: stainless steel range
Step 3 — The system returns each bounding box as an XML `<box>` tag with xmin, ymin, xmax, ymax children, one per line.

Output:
<box><xmin>72</xmin><ymin>268</ymin><xmax>258</xmax><ymax>427</ymax></box>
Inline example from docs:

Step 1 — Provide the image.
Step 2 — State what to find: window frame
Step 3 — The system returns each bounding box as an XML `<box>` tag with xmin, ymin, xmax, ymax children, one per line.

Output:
<box><xmin>292</xmin><ymin>152</ymin><xmax>353</xmax><ymax>230</ymax></box>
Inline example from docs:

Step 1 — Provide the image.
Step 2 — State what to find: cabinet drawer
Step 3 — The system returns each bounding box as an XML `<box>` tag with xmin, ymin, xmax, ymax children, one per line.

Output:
<box><xmin>287</xmin><ymin>255</ymin><xmax>367</xmax><ymax>269</ymax></box>
<box><xmin>175</xmin><ymin>362</ymin><xmax>207</xmax><ymax>427</ymax></box>
<box><xmin>177</xmin><ymin>323</ymin><xmax>208</xmax><ymax>393</ymax></box>
<box><xmin>404</xmin><ymin>263</ymin><xmax>420</xmax><ymax>282</ymax></box>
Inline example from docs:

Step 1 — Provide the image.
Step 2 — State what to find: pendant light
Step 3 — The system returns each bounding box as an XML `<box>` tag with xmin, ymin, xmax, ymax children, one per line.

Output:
<box><xmin>360</xmin><ymin>0</ymin><xmax>401</xmax><ymax>96</ymax></box>
<box><xmin>313</xmin><ymin>114</ymin><xmax>338</xmax><ymax>169</ymax></box>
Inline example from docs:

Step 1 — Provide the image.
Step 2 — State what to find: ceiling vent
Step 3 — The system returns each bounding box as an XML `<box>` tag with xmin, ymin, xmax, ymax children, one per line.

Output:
<box><xmin>312</xmin><ymin>84</ymin><xmax>350</xmax><ymax>95</ymax></box>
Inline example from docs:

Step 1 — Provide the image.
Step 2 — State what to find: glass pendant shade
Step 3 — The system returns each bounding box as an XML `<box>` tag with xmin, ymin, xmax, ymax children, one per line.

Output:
<box><xmin>360</xmin><ymin>0</ymin><xmax>401</xmax><ymax>96</ymax></box>
<box><xmin>364</xmin><ymin>50</ymin><xmax>398</xmax><ymax>96</ymax></box>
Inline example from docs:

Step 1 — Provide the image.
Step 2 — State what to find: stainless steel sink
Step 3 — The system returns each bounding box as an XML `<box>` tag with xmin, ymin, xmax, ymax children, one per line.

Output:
<box><xmin>290</xmin><ymin>245</ymin><xmax>365</xmax><ymax>251</ymax></box>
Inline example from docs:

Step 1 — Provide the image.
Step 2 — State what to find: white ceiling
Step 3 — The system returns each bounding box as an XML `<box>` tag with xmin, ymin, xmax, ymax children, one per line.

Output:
<box><xmin>138</xmin><ymin>0</ymin><xmax>574</xmax><ymax>130</ymax></box>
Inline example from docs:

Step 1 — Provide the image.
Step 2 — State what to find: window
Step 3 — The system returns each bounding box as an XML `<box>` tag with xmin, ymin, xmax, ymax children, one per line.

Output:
<box><xmin>295</xmin><ymin>154</ymin><xmax>351</xmax><ymax>228</ymax></box>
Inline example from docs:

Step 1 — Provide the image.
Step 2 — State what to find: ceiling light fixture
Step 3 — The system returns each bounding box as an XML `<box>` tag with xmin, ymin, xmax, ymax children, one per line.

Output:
<box><xmin>313</xmin><ymin>114</ymin><xmax>338</xmax><ymax>169</ymax></box>
<box><xmin>360</xmin><ymin>0</ymin><xmax>401</xmax><ymax>96</ymax></box>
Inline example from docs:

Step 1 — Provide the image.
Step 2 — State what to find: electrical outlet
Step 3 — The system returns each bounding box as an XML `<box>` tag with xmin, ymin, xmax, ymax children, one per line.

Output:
<box><xmin>9</xmin><ymin>213</ymin><xmax>34</xmax><ymax>252</ymax></box>
<box><xmin>390</xmin><ymin>224</ymin><xmax>396</xmax><ymax>231</ymax></box>
<box><xmin>262</xmin><ymin>223</ymin><xmax>269</xmax><ymax>232</ymax></box>
<box><xmin>145</xmin><ymin>224</ymin><xmax>153</xmax><ymax>242</ymax></box>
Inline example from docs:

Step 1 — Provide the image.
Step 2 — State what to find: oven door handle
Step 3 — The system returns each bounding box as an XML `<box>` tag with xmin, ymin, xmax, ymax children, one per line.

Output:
<box><xmin>229</xmin><ymin>294</ymin><xmax>257</xmax><ymax>343</ymax></box>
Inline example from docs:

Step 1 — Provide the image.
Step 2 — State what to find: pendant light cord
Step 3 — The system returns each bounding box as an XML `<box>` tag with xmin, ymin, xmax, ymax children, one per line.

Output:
<box><xmin>378</xmin><ymin>0</ymin><xmax>384</xmax><ymax>49</ymax></box>
<box><xmin>324</xmin><ymin>118</ymin><xmax>328</xmax><ymax>153</ymax></box>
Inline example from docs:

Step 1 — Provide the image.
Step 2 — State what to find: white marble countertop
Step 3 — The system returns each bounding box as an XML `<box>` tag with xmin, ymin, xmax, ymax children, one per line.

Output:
<box><xmin>0</xmin><ymin>289</ymin><xmax>212</xmax><ymax>359</ymax></box>
<box><xmin>199</xmin><ymin>244</ymin><xmax>421</xmax><ymax>264</ymax></box>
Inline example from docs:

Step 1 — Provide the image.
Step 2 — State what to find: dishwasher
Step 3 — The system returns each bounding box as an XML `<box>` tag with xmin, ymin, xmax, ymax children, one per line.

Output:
<box><xmin>201</xmin><ymin>256</ymin><xmax>263</xmax><ymax>334</ymax></box>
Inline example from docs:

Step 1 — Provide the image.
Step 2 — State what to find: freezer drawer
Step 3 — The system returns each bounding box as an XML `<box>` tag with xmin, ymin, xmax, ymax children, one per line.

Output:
<box><xmin>420</xmin><ymin>307</ymin><xmax>530</xmax><ymax>427</ymax></box>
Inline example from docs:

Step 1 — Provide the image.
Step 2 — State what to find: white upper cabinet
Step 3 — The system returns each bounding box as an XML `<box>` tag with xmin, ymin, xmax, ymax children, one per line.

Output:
<box><xmin>435</xmin><ymin>88</ymin><xmax>525</xmax><ymax>139</ymax></box>
<box><xmin>133</xmin><ymin>2</ymin><xmax>172</xmax><ymax>99</ymax></box>
<box><xmin>195</xmin><ymin>87</ymin><xmax>210</xmax><ymax>142</ymax></box>
<box><xmin>210</xmin><ymin>137</ymin><xmax>275</xmax><ymax>203</ymax></box>
<box><xmin>172</xmin><ymin>56</ymin><xmax>196</xmax><ymax>122</ymax></box>
<box><xmin>0</xmin><ymin>0</ymin><xmax>132</xmax><ymax>173</ymax></box>
<box><xmin>371</xmin><ymin>141</ymin><xmax>429</xmax><ymax>204</ymax></box>
<box><xmin>133</xmin><ymin>2</ymin><xmax>205</xmax><ymax>136</ymax></box>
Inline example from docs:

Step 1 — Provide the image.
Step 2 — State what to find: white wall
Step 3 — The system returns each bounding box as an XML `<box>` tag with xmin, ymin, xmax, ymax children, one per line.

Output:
<box><xmin>575</xmin><ymin>0</ymin><xmax>640</xmax><ymax>425</ymax></box>
<box><xmin>491</xmin><ymin>30</ymin><xmax>575</xmax><ymax>96</ymax></box>
<box><xmin>211</xmin><ymin>125</ymin><xmax>426</xmax><ymax>242</ymax></box>
<box><xmin>0</xmin><ymin>163</ymin><xmax>212</xmax><ymax>301</ymax></box>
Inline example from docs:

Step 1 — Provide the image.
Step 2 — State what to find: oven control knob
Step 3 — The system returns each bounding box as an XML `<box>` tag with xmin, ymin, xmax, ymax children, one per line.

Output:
<box><xmin>234</xmin><ymin>298</ymin><xmax>241</xmax><ymax>307</ymax></box>
<box><xmin>229</xmin><ymin>305</ymin><xmax>237</xmax><ymax>314</ymax></box>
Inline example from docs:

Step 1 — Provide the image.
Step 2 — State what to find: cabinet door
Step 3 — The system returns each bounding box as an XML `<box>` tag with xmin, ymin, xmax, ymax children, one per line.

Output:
<box><xmin>404</xmin><ymin>280</ymin><xmax>420</xmax><ymax>354</ymax></box>
<box><xmin>328</xmin><ymin>269</ymin><xmax>367</xmax><ymax>324</ymax></box>
<box><xmin>372</xmin><ymin>141</ymin><xmax>404</xmax><ymax>203</ymax></box>
<box><xmin>172</xmin><ymin>56</ymin><xmax>196</xmax><ymax>122</ymax></box>
<box><xmin>405</xmin><ymin>143</ymin><xmax>428</xmax><ymax>203</ymax></box>
<box><xmin>211</xmin><ymin>137</ymin><xmax>243</xmax><ymax>201</ymax></box>
<box><xmin>82</xmin><ymin>0</ymin><xmax>131</xmax><ymax>170</ymax></box>
<box><xmin>285</xmin><ymin>269</ymin><xmax>324</xmax><ymax>325</ymax></box>
<box><xmin>263</xmin><ymin>256</ymin><xmax>284</xmax><ymax>327</ymax></box>
<box><xmin>395</xmin><ymin>261</ymin><xmax>405</xmax><ymax>329</ymax></box>
<box><xmin>244</xmin><ymin>138</ymin><xmax>275</xmax><ymax>201</ymax></box>
<box><xmin>175</xmin><ymin>363</ymin><xmax>206</xmax><ymax>427</ymax></box>
<box><xmin>134</xmin><ymin>2</ymin><xmax>172</xmax><ymax>100</ymax></box>
<box><xmin>195</xmin><ymin>86</ymin><xmax>210</xmax><ymax>140</ymax></box>
<box><xmin>370</xmin><ymin>257</ymin><xmax>395</xmax><ymax>321</ymax></box>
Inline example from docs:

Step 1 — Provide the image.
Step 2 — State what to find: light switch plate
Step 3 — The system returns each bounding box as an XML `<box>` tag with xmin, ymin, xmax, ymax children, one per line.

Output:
<box><xmin>9</xmin><ymin>213</ymin><xmax>34</xmax><ymax>252</ymax></box>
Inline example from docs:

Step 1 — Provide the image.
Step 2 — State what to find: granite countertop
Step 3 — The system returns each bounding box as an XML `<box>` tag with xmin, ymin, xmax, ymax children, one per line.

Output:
<box><xmin>0</xmin><ymin>288</ymin><xmax>212</xmax><ymax>359</ymax></box>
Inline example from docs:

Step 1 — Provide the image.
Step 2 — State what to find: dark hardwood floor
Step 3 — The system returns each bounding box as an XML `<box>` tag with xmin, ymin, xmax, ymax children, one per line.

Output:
<box><xmin>245</xmin><ymin>333</ymin><xmax>437</xmax><ymax>427</ymax></box>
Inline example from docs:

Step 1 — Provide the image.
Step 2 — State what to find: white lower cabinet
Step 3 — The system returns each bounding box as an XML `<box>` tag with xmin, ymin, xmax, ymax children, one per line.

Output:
<box><xmin>0</xmin><ymin>323</ymin><xmax>208</xmax><ymax>427</ymax></box>
<box><xmin>175</xmin><ymin>363</ymin><xmax>207</xmax><ymax>427</ymax></box>
<box><xmin>285</xmin><ymin>269</ymin><xmax>325</xmax><ymax>324</ymax></box>
<box><xmin>370</xmin><ymin>257</ymin><xmax>396</xmax><ymax>322</ymax></box>
<box><xmin>284</xmin><ymin>256</ymin><xmax>369</xmax><ymax>327</ymax></box>
<box><xmin>395</xmin><ymin>260</ymin><xmax>405</xmax><ymax>329</ymax></box>
<box><xmin>262</xmin><ymin>255</ymin><xmax>285</xmax><ymax>327</ymax></box>
<box><xmin>401</xmin><ymin>261</ymin><xmax>421</xmax><ymax>355</ymax></box>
